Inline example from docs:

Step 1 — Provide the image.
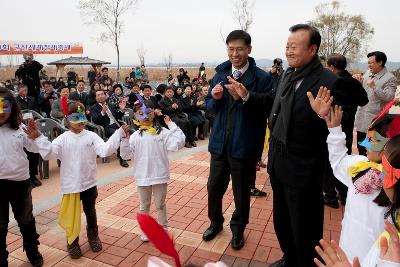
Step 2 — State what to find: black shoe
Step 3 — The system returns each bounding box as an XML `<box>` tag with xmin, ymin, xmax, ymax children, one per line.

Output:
<box><xmin>202</xmin><ymin>224</ymin><xmax>223</xmax><ymax>241</ymax></box>
<box><xmin>120</xmin><ymin>160</ymin><xmax>129</xmax><ymax>168</ymax></box>
<box><xmin>231</xmin><ymin>232</ymin><xmax>245</xmax><ymax>250</ymax></box>
<box><xmin>324</xmin><ymin>197</ymin><xmax>339</xmax><ymax>209</ymax></box>
<box><xmin>184</xmin><ymin>142</ymin><xmax>192</xmax><ymax>148</ymax></box>
<box><xmin>194</xmin><ymin>136</ymin><xmax>198</xmax><ymax>141</ymax></box>
<box><xmin>191</xmin><ymin>141</ymin><xmax>197</xmax><ymax>147</ymax></box>
<box><xmin>198</xmin><ymin>134</ymin><xmax>205</xmax><ymax>140</ymax></box>
<box><xmin>30</xmin><ymin>176</ymin><xmax>42</xmax><ymax>187</ymax></box>
<box><xmin>25</xmin><ymin>246</ymin><xmax>43</xmax><ymax>267</ymax></box>
<box><xmin>269</xmin><ymin>258</ymin><xmax>286</xmax><ymax>267</ymax></box>
<box><xmin>250</xmin><ymin>188</ymin><xmax>267</xmax><ymax>197</ymax></box>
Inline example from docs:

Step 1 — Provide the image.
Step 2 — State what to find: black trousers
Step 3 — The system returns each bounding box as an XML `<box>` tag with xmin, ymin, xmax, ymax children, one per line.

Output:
<box><xmin>171</xmin><ymin>116</ymin><xmax>194</xmax><ymax>143</ymax></box>
<box><xmin>80</xmin><ymin>186</ymin><xmax>98</xmax><ymax>230</ymax></box>
<box><xmin>323</xmin><ymin>160</ymin><xmax>348</xmax><ymax>202</ymax></box>
<box><xmin>356</xmin><ymin>131</ymin><xmax>367</xmax><ymax>156</ymax></box>
<box><xmin>0</xmin><ymin>179</ymin><xmax>39</xmax><ymax>265</ymax></box>
<box><xmin>104</xmin><ymin>124</ymin><xmax>123</xmax><ymax>160</ymax></box>
<box><xmin>268</xmin><ymin>147</ymin><xmax>325</xmax><ymax>267</ymax></box>
<box><xmin>207</xmin><ymin>152</ymin><xmax>256</xmax><ymax>234</ymax></box>
<box><xmin>25</xmin><ymin>150</ymin><xmax>39</xmax><ymax>177</ymax></box>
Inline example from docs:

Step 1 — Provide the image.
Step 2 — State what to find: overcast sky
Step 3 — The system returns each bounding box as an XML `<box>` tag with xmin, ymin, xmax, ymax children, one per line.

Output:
<box><xmin>1</xmin><ymin>0</ymin><xmax>399</xmax><ymax>66</ymax></box>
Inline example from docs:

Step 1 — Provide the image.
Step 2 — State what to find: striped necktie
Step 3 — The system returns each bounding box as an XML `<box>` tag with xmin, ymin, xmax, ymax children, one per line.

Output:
<box><xmin>233</xmin><ymin>70</ymin><xmax>242</xmax><ymax>80</ymax></box>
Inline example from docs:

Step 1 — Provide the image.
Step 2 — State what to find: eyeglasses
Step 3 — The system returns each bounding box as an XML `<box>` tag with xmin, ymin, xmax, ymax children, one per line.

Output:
<box><xmin>227</xmin><ymin>47</ymin><xmax>248</xmax><ymax>53</ymax></box>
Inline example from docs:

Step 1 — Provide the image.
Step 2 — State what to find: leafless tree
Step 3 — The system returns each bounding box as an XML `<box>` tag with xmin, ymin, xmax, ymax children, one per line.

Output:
<box><xmin>232</xmin><ymin>0</ymin><xmax>256</xmax><ymax>32</ymax></box>
<box><xmin>79</xmin><ymin>0</ymin><xmax>139</xmax><ymax>81</ymax></box>
<box><xmin>309</xmin><ymin>1</ymin><xmax>374</xmax><ymax>62</ymax></box>
<box><xmin>137</xmin><ymin>44</ymin><xmax>146</xmax><ymax>66</ymax></box>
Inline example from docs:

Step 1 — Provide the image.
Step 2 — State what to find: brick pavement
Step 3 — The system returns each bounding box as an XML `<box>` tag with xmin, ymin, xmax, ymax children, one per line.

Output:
<box><xmin>6</xmin><ymin>149</ymin><xmax>344</xmax><ymax>266</ymax></box>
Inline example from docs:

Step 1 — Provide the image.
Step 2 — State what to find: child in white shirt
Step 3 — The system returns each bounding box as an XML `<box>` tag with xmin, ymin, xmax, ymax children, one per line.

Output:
<box><xmin>120</xmin><ymin>103</ymin><xmax>185</xmax><ymax>241</ymax></box>
<box><xmin>0</xmin><ymin>87</ymin><xmax>47</xmax><ymax>267</ymax></box>
<box><xmin>29</xmin><ymin>100</ymin><xmax>128</xmax><ymax>259</ymax></box>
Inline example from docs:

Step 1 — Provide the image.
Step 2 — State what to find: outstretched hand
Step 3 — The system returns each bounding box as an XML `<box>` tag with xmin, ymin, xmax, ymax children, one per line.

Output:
<box><xmin>225</xmin><ymin>76</ymin><xmax>249</xmax><ymax>99</ymax></box>
<box><xmin>307</xmin><ymin>86</ymin><xmax>333</xmax><ymax>118</ymax></box>
<box><xmin>23</xmin><ymin>119</ymin><xmax>41</xmax><ymax>140</ymax></box>
<box><xmin>379</xmin><ymin>220</ymin><xmax>400</xmax><ymax>263</ymax></box>
<box><xmin>314</xmin><ymin>239</ymin><xmax>360</xmax><ymax>267</ymax></box>
<box><xmin>325</xmin><ymin>106</ymin><xmax>343</xmax><ymax>128</ymax></box>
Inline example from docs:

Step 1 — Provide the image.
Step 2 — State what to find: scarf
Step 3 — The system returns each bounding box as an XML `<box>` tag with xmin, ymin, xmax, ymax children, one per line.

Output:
<box><xmin>133</xmin><ymin>120</ymin><xmax>158</xmax><ymax>135</ymax></box>
<box><xmin>269</xmin><ymin>56</ymin><xmax>322</xmax><ymax>146</ymax></box>
<box><xmin>347</xmin><ymin>161</ymin><xmax>383</xmax><ymax>178</ymax></box>
<box><xmin>59</xmin><ymin>193</ymin><xmax>81</xmax><ymax>245</ymax></box>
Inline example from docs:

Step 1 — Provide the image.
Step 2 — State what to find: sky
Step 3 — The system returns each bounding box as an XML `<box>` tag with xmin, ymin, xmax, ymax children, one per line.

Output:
<box><xmin>1</xmin><ymin>0</ymin><xmax>399</xmax><ymax>66</ymax></box>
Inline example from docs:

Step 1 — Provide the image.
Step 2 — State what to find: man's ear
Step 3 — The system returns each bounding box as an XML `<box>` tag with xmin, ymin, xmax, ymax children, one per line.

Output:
<box><xmin>248</xmin><ymin>45</ymin><xmax>252</xmax><ymax>54</ymax></box>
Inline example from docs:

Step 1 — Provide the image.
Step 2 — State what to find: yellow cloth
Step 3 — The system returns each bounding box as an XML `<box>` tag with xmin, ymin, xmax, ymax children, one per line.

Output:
<box><xmin>377</xmin><ymin>214</ymin><xmax>400</xmax><ymax>248</ymax></box>
<box><xmin>263</xmin><ymin>128</ymin><xmax>270</xmax><ymax>151</ymax></box>
<box><xmin>59</xmin><ymin>193</ymin><xmax>81</xmax><ymax>245</ymax></box>
<box><xmin>347</xmin><ymin>161</ymin><xmax>383</xmax><ymax>178</ymax></box>
<box><xmin>133</xmin><ymin>120</ymin><xmax>157</xmax><ymax>135</ymax></box>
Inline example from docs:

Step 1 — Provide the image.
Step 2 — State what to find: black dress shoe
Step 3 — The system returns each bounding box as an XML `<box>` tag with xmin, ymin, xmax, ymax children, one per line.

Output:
<box><xmin>184</xmin><ymin>142</ymin><xmax>192</xmax><ymax>148</ymax></box>
<box><xmin>29</xmin><ymin>176</ymin><xmax>42</xmax><ymax>187</ymax></box>
<box><xmin>269</xmin><ymin>258</ymin><xmax>286</xmax><ymax>267</ymax></box>
<box><xmin>324</xmin><ymin>197</ymin><xmax>339</xmax><ymax>209</ymax></box>
<box><xmin>198</xmin><ymin>134</ymin><xmax>204</xmax><ymax>140</ymax></box>
<box><xmin>120</xmin><ymin>160</ymin><xmax>129</xmax><ymax>168</ymax></box>
<box><xmin>202</xmin><ymin>224</ymin><xmax>223</xmax><ymax>241</ymax></box>
<box><xmin>191</xmin><ymin>141</ymin><xmax>197</xmax><ymax>147</ymax></box>
<box><xmin>231</xmin><ymin>232</ymin><xmax>245</xmax><ymax>250</ymax></box>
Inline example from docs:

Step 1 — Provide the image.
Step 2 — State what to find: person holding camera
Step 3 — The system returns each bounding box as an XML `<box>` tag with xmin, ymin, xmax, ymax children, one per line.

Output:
<box><xmin>38</xmin><ymin>81</ymin><xmax>58</xmax><ymax>118</ymax></box>
<box><xmin>15</xmin><ymin>52</ymin><xmax>43</xmax><ymax>100</ymax></box>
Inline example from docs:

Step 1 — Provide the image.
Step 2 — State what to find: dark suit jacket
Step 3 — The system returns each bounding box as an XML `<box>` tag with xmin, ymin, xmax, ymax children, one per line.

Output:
<box><xmin>261</xmin><ymin>65</ymin><xmax>346</xmax><ymax>186</ymax></box>
<box><xmin>16</xmin><ymin>95</ymin><xmax>38</xmax><ymax>111</ymax></box>
<box><xmin>143</xmin><ymin>95</ymin><xmax>159</xmax><ymax>109</ymax></box>
<box><xmin>90</xmin><ymin>102</ymin><xmax>124</xmax><ymax>128</ymax></box>
<box><xmin>69</xmin><ymin>91</ymin><xmax>90</xmax><ymax>108</ymax></box>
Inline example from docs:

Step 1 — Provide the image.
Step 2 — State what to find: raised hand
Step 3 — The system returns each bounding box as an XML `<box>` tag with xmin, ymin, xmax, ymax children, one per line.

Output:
<box><xmin>352</xmin><ymin>73</ymin><xmax>363</xmax><ymax>83</ymax></box>
<box><xmin>379</xmin><ymin>220</ymin><xmax>400</xmax><ymax>263</ymax></box>
<box><xmin>23</xmin><ymin>119</ymin><xmax>41</xmax><ymax>140</ymax></box>
<box><xmin>225</xmin><ymin>76</ymin><xmax>249</xmax><ymax>99</ymax></box>
<box><xmin>211</xmin><ymin>83</ymin><xmax>224</xmax><ymax>100</ymax></box>
<box><xmin>307</xmin><ymin>86</ymin><xmax>333</xmax><ymax>118</ymax></box>
<box><xmin>314</xmin><ymin>239</ymin><xmax>360</xmax><ymax>267</ymax></box>
<box><xmin>325</xmin><ymin>106</ymin><xmax>343</xmax><ymax>128</ymax></box>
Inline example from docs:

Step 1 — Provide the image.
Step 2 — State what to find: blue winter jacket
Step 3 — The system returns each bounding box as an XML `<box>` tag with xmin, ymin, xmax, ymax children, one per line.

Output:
<box><xmin>205</xmin><ymin>57</ymin><xmax>272</xmax><ymax>159</ymax></box>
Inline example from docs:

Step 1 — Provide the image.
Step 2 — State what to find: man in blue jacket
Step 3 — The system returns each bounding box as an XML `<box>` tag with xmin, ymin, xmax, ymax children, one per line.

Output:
<box><xmin>203</xmin><ymin>30</ymin><xmax>272</xmax><ymax>250</ymax></box>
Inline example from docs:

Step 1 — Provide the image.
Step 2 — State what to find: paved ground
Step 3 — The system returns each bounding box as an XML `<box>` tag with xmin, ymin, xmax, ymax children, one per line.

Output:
<box><xmin>6</xmin><ymin>139</ymin><xmax>344</xmax><ymax>266</ymax></box>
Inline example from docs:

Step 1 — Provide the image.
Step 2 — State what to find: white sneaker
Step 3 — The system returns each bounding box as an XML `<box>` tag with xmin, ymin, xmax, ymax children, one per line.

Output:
<box><xmin>140</xmin><ymin>234</ymin><xmax>149</xmax><ymax>242</ymax></box>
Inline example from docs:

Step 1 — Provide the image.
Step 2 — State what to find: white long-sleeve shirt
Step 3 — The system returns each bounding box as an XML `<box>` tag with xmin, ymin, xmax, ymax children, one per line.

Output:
<box><xmin>327</xmin><ymin>126</ymin><xmax>386</xmax><ymax>262</ymax></box>
<box><xmin>35</xmin><ymin>128</ymin><xmax>124</xmax><ymax>194</ymax></box>
<box><xmin>0</xmin><ymin>124</ymin><xmax>48</xmax><ymax>181</ymax></box>
<box><xmin>120</xmin><ymin>122</ymin><xmax>185</xmax><ymax>186</ymax></box>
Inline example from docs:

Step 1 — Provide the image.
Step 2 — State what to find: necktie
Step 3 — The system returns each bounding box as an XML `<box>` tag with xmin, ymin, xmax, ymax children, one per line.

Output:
<box><xmin>233</xmin><ymin>70</ymin><xmax>242</xmax><ymax>80</ymax></box>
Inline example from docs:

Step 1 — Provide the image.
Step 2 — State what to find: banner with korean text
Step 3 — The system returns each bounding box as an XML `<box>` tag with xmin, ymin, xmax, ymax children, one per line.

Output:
<box><xmin>0</xmin><ymin>41</ymin><xmax>83</xmax><ymax>55</ymax></box>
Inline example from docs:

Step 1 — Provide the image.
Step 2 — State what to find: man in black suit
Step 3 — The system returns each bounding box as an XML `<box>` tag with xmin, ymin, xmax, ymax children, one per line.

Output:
<box><xmin>90</xmin><ymin>90</ymin><xmax>129</xmax><ymax>167</ymax></box>
<box><xmin>228</xmin><ymin>24</ymin><xmax>346</xmax><ymax>267</ymax></box>
<box><xmin>16</xmin><ymin>84</ymin><xmax>38</xmax><ymax>111</ymax></box>
<box><xmin>16</xmin><ymin>84</ymin><xmax>42</xmax><ymax>187</ymax></box>
<box><xmin>69</xmin><ymin>80</ymin><xmax>90</xmax><ymax>109</ymax></box>
<box><xmin>322</xmin><ymin>53</ymin><xmax>369</xmax><ymax>208</ymax></box>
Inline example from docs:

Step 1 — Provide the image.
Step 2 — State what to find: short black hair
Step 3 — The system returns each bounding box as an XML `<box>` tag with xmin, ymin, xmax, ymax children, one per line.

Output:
<box><xmin>112</xmin><ymin>84</ymin><xmax>123</xmax><ymax>91</ymax></box>
<box><xmin>77</xmin><ymin>80</ymin><xmax>85</xmax><ymax>85</ymax></box>
<box><xmin>101</xmin><ymin>67</ymin><xmax>108</xmax><ymax>72</ymax></box>
<box><xmin>226</xmin><ymin>30</ymin><xmax>252</xmax><ymax>46</ymax></box>
<box><xmin>43</xmin><ymin>81</ymin><xmax>53</xmax><ymax>86</ymax></box>
<box><xmin>141</xmin><ymin>84</ymin><xmax>152</xmax><ymax>91</ymax></box>
<box><xmin>18</xmin><ymin>84</ymin><xmax>28</xmax><ymax>90</ymax></box>
<box><xmin>289</xmin><ymin>24</ymin><xmax>321</xmax><ymax>53</ymax></box>
<box><xmin>156</xmin><ymin>84</ymin><xmax>168</xmax><ymax>94</ymax></box>
<box><xmin>367</xmin><ymin>51</ymin><xmax>387</xmax><ymax>67</ymax></box>
<box><xmin>141</xmin><ymin>64</ymin><xmax>145</xmax><ymax>68</ymax></box>
<box><xmin>0</xmin><ymin>87</ymin><xmax>21</xmax><ymax>129</ymax></box>
<box><xmin>327</xmin><ymin>53</ymin><xmax>347</xmax><ymax>70</ymax></box>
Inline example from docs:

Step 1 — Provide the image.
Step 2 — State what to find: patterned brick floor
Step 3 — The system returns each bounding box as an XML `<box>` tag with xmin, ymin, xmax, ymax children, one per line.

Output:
<box><xmin>6</xmin><ymin>150</ymin><xmax>344</xmax><ymax>266</ymax></box>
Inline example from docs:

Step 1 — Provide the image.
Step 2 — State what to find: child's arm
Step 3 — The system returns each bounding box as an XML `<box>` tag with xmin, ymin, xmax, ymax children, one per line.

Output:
<box><xmin>163</xmin><ymin>116</ymin><xmax>186</xmax><ymax>151</ymax></box>
<box><xmin>93</xmin><ymin>127</ymin><xmax>125</xmax><ymax>158</ymax></box>
<box><xmin>23</xmin><ymin>120</ymin><xmax>61</xmax><ymax>160</ymax></box>
<box><xmin>326</xmin><ymin>106</ymin><xmax>368</xmax><ymax>187</ymax></box>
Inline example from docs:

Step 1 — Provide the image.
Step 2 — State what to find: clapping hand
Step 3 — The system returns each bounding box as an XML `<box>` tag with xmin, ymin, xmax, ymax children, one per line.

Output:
<box><xmin>119</xmin><ymin>99</ymin><xmax>127</xmax><ymax>110</ymax></box>
<box><xmin>211</xmin><ymin>83</ymin><xmax>224</xmax><ymax>100</ymax></box>
<box><xmin>225</xmin><ymin>76</ymin><xmax>249</xmax><ymax>100</ymax></box>
<box><xmin>171</xmin><ymin>103</ymin><xmax>178</xmax><ymax>109</ymax></box>
<box><xmin>324</xmin><ymin>106</ymin><xmax>343</xmax><ymax>128</ymax></box>
<box><xmin>352</xmin><ymin>73</ymin><xmax>363</xmax><ymax>83</ymax></box>
<box><xmin>23</xmin><ymin>119</ymin><xmax>41</xmax><ymax>140</ymax></box>
<box><xmin>379</xmin><ymin>220</ymin><xmax>400</xmax><ymax>263</ymax></box>
<box><xmin>307</xmin><ymin>86</ymin><xmax>333</xmax><ymax>118</ymax></box>
<box><xmin>164</xmin><ymin>115</ymin><xmax>172</xmax><ymax>125</ymax></box>
<box><xmin>314</xmin><ymin>239</ymin><xmax>360</xmax><ymax>267</ymax></box>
